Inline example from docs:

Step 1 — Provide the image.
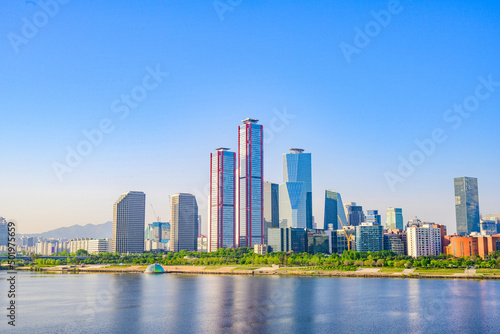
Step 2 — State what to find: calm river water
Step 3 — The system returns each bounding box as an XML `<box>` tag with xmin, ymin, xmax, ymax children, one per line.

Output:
<box><xmin>3</xmin><ymin>272</ymin><xmax>499</xmax><ymax>333</ymax></box>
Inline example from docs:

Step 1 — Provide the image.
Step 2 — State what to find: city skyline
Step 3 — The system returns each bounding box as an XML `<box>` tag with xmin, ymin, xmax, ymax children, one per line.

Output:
<box><xmin>2</xmin><ymin>1</ymin><xmax>500</xmax><ymax>235</ymax></box>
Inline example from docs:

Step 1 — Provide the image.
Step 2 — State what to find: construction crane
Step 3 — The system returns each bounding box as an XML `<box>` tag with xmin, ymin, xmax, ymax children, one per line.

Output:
<box><xmin>337</xmin><ymin>215</ymin><xmax>355</xmax><ymax>251</ymax></box>
<box><xmin>150</xmin><ymin>204</ymin><xmax>160</xmax><ymax>223</ymax></box>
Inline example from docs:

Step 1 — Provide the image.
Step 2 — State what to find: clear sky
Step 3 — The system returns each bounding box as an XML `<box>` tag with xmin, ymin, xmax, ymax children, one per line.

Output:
<box><xmin>1</xmin><ymin>0</ymin><xmax>499</xmax><ymax>234</ymax></box>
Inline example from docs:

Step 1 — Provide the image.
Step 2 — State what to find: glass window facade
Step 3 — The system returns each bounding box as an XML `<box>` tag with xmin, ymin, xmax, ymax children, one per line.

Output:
<box><xmin>210</xmin><ymin>149</ymin><xmax>236</xmax><ymax>251</ymax></box>
<box><xmin>238</xmin><ymin>120</ymin><xmax>263</xmax><ymax>247</ymax></box>
<box><xmin>454</xmin><ymin>177</ymin><xmax>480</xmax><ymax>235</ymax></box>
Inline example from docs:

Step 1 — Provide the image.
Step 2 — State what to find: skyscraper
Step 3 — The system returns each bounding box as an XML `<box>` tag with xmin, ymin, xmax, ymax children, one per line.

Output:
<box><xmin>279</xmin><ymin>148</ymin><xmax>312</xmax><ymax>229</ymax></box>
<box><xmin>238</xmin><ymin>118</ymin><xmax>263</xmax><ymax>247</ymax></box>
<box><xmin>386</xmin><ymin>208</ymin><xmax>404</xmax><ymax>230</ymax></box>
<box><xmin>263</xmin><ymin>181</ymin><xmax>279</xmax><ymax>244</ymax></box>
<box><xmin>171</xmin><ymin>193</ymin><xmax>198</xmax><ymax>252</ymax></box>
<box><xmin>355</xmin><ymin>223</ymin><xmax>384</xmax><ymax>252</ymax></box>
<box><xmin>365</xmin><ymin>210</ymin><xmax>381</xmax><ymax>225</ymax></box>
<box><xmin>454</xmin><ymin>177</ymin><xmax>480</xmax><ymax>235</ymax></box>
<box><xmin>112</xmin><ymin>191</ymin><xmax>146</xmax><ymax>254</ymax></box>
<box><xmin>345</xmin><ymin>202</ymin><xmax>364</xmax><ymax>226</ymax></box>
<box><xmin>324</xmin><ymin>190</ymin><xmax>348</xmax><ymax>230</ymax></box>
<box><xmin>0</xmin><ymin>217</ymin><xmax>8</xmax><ymax>247</ymax></box>
<box><xmin>209</xmin><ymin>148</ymin><xmax>236</xmax><ymax>252</ymax></box>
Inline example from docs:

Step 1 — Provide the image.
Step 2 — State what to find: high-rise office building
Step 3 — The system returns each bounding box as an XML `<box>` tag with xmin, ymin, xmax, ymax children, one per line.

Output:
<box><xmin>209</xmin><ymin>148</ymin><xmax>236</xmax><ymax>252</ymax></box>
<box><xmin>171</xmin><ymin>193</ymin><xmax>198</xmax><ymax>252</ymax></box>
<box><xmin>111</xmin><ymin>191</ymin><xmax>146</xmax><ymax>254</ymax></box>
<box><xmin>454</xmin><ymin>177</ymin><xmax>480</xmax><ymax>235</ymax></box>
<box><xmin>267</xmin><ymin>227</ymin><xmax>307</xmax><ymax>253</ymax></box>
<box><xmin>144</xmin><ymin>222</ymin><xmax>170</xmax><ymax>242</ymax></box>
<box><xmin>279</xmin><ymin>148</ymin><xmax>312</xmax><ymax>229</ymax></box>
<box><xmin>366</xmin><ymin>210</ymin><xmax>381</xmax><ymax>225</ymax></box>
<box><xmin>263</xmin><ymin>181</ymin><xmax>279</xmax><ymax>244</ymax></box>
<box><xmin>345</xmin><ymin>202</ymin><xmax>364</xmax><ymax>226</ymax></box>
<box><xmin>386</xmin><ymin>208</ymin><xmax>404</xmax><ymax>230</ymax></box>
<box><xmin>0</xmin><ymin>217</ymin><xmax>8</xmax><ymax>247</ymax></box>
<box><xmin>407</xmin><ymin>224</ymin><xmax>442</xmax><ymax>257</ymax></box>
<box><xmin>384</xmin><ymin>230</ymin><xmax>407</xmax><ymax>255</ymax></box>
<box><xmin>355</xmin><ymin>223</ymin><xmax>384</xmax><ymax>252</ymax></box>
<box><xmin>324</xmin><ymin>190</ymin><xmax>348</xmax><ymax>230</ymax></box>
<box><xmin>237</xmin><ymin>118</ymin><xmax>263</xmax><ymax>247</ymax></box>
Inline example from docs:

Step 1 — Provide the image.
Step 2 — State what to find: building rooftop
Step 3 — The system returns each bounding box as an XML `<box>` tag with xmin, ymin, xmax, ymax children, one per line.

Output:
<box><xmin>242</xmin><ymin>118</ymin><xmax>259</xmax><ymax>124</ymax></box>
<box><xmin>215</xmin><ymin>147</ymin><xmax>230</xmax><ymax>151</ymax></box>
<box><xmin>289</xmin><ymin>148</ymin><xmax>304</xmax><ymax>153</ymax></box>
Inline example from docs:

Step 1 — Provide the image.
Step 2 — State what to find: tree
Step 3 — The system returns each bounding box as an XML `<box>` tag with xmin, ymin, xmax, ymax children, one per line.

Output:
<box><xmin>75</xmin><ymin>249</ymin><xmax>88</xmax><ymax>256</ymax></box>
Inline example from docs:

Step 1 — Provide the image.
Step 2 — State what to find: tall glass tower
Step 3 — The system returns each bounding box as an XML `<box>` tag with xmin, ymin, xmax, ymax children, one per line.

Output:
<box><xmin>454</xmin><ymin>177</ymin><xmax>480</xmax><ymax>235</ymax></box>
<box><xmin>238</xmin><ymin>118</ymin><xmax>263</xmax><ymax>247</ymax></box>
<box><xmin>324</xmin><ymin>190</ymin><xmax>347</xmax><ymax>230</ymax></box>
<box><xmin>112</xmin><ymin>191</ymin><xmax>146</xmax><ymax>254</ymax></box>
<box><xmin>209</xmin><ymin>148</ymin><xmax>236</xmax><ymax>252</ymax></box>
<box><xmin>279</xmin><ymin>148</ymin><xmax>312</xmax><ymax>229</ymax></box>
<box><xmin>263</xmin><ymin>181</ymin><xmax>279</xmax><ymax>243</ymax></box>
<box><xmin>386</xmin><ymin>208</ymin><xmax>403</xmax><ymax>230</ymax></box>
<box><xmin>171</xmin><ymin>193</ymin><xmax>198</xmax><ymax>252</ymax></box>
<box><xmin>366</xmin><ymin>210</ymin><xmax>381</xmax><ymax>225</ymax></box>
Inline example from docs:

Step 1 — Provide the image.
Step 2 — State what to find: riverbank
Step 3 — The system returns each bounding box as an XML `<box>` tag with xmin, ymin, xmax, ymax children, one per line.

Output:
<box><xmin>15</xmin><ymin>264</ymin><xmax>500</xmax><ymax>280</ymax></box>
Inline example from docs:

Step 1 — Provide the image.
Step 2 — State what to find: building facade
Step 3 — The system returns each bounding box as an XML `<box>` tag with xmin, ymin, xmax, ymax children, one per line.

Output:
<box><xmin>171</xmin><ymin>193</ymin><xmax>198</xmax><ymax>252</ymax></box>
<box><xmin>407</xmin><ymin>224</ymin><xmax>442</xmax><ymax>257</ymax></box>
<box><xmin>279</xmin><ymin>148</ymin><xmax>312</xmax><ymax>229</ymax></box>
<box><xmin>386</xmin><ymin>208</ymin><xmax>403</xmax><ymax>230</ymax></box>
<box><xmin>355</xmin><ymin>223</ymin><xmax>383</xmax><ymax>252</ymax></box>
<box><xmin>209</xmin><ymin>148</ymin><xmax>236</xmax><ymax>252</ymax></box>
<box><xmin>268</xmin><ymin>227</ymin><xmax>307</xmax><ymax>253</ymax></box>
<box><xmin>238</xmin><ymin>118</ymin><xmax>264</xmax><ymax>247</ymax></box>
<box><xmin>324</xmin><ymin>190</ymin><xmax>348</xmax><ymax>230</ymax></box>
<box><xmin>0</xmin><ymin>217</ymin><xmax>8</xmax><ymax>247</ymax></box>
<box><xmin>446</xmin><ymin>235</ymin><xmax>500</xmax><ymax>259</ymax></box>
<box><xmin>144</xmin><ymin>222</ymin><xmax>170</xmax><ymax>242</ymax></box>
<box><xmin>112</xmin><ymin>191</ymin><xmax>146</xmax><ymax>254</ymax></box>
<box><xmin>70</xmin><ymin>238</ymin><xmax>92</xmax><ymax>253</ymax></box>
<box><xmin>306</xmin><ymin>229</ymin><xmax>332</xmax><ymax>254</ymax></box>
<box><xmin>88</xmin><ymin>239</ymin><xmax>109</xmax><ymax>254</ymax></box>
<box><xmin>365</xmin><ymin>210</ymin><xmax>381</xmax><ymax>225</ymax></box>
<box><xmin>263</xmin><ymin>181</ymin><xmax>279</xmax><ymax>244</ymax></box>
<box><xmin>454</xmin><ymin>177</ymin><xmax>480</xmax><ymax>235</ymax></box>
<box><xmin>384</xmin><ymin>229</ymin><xmax>407</xmax><ymax>255</ymax></box>
<box><xmin>345</xmin><ymin>202</ymin><xmax>364</xmax><ymax>226</ymax></box>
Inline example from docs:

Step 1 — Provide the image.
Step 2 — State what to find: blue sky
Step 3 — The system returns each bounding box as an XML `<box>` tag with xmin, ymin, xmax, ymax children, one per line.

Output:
<box><xmin>1</xmin><ymin>0</ymin><xmax>499</xmax><ymax>234</ymax></box>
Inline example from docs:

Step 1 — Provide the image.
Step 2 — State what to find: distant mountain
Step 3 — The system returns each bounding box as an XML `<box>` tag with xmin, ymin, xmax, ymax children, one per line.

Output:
<box><xmin>23</xmin><ymin>221</ymin><xmax>113</xmax><ymax>239</ymax></box>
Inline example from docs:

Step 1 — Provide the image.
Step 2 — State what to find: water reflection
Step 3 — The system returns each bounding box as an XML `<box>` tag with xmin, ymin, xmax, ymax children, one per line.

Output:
<box><xmin>11</xmin><ymin>272</ymin><xmax>500</xmax><ymax>333</ymax></box>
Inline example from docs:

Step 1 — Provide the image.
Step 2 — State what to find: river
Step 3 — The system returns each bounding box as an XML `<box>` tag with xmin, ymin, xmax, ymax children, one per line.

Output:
<box><xmin>3</xmin><ymin>272</ymin><xmax>499</xmax><ymax>333</ymax></box>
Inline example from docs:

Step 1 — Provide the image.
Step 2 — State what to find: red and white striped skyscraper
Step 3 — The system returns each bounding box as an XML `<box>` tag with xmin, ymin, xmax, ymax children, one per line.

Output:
<box><xmin>209</xmin><ymin>148</ymin><xmax>236</xmax><ymax>252</ymax></box>
<box><xmin>237</xmin><ymin>118</ymin><xmax>264</xmax><ymax>247</ymax></box>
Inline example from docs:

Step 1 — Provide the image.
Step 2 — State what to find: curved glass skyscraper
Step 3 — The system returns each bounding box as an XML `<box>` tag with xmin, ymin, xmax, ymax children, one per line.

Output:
<box><xmin>279</xmin><ymin>148</ymin><xmax>312</xmax><ymax>229</ymax></box>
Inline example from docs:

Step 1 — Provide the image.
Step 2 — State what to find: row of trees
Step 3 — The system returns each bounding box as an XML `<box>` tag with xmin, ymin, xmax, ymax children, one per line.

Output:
<box><xmin>25</xmin><ymin>248</ymin><xmax>500</xmax><ymax>269</ymax></box>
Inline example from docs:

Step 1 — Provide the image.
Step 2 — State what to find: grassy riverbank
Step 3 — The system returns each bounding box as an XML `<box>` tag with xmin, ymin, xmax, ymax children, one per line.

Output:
<box><xmin>15</xmin><ymin>264</ymin><xmax>500</xmax><ymax>280</ymax></box>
